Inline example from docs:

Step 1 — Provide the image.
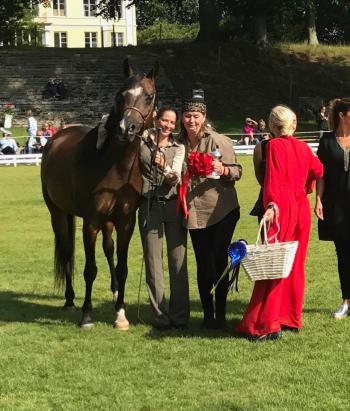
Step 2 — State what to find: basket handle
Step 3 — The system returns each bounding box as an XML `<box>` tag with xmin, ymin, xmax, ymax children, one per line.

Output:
<box><xmin>256</xmin><ymin>215</ymin><xmax>281</xmax><ymax>245</ymax></box>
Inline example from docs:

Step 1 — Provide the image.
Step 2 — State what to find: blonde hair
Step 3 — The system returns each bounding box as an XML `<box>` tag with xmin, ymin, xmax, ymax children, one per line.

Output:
<box><xmin>269</xmin><ymin>105</ymin><xmax>296</xmax><ymax>136</ymax></box>
<box><xmin>328</xmin><ymin>98</ymin><xmax>350</xmax><ymax>131</ymax></box>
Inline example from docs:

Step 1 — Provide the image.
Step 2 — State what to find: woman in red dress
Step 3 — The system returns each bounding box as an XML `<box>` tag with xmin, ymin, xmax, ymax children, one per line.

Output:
<box><xmin>236</xmin><ymin>105</ymin><xmax>323</xmax><ymax>341</ymax></box>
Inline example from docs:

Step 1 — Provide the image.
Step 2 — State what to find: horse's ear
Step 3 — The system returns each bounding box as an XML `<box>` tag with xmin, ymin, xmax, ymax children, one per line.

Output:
<box><xmin>146</xmin><ymin>61</ymin><xmax>159</xmax><ymax>79</ymax></box>
<box><xmin>123</xmin><ymin>58</ymin><xmax>134</xmax><ymax>78</ymax></box>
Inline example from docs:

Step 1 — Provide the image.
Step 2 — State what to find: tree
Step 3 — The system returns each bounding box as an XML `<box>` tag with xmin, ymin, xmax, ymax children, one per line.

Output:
<box><xmin>196</xmin><ymin>0</ymin><xmax>220</xmax><ymax>42</ymax></box>
<box><xmin>0</xmin><ymin>0</ymin><xmax>32</xmax><ymax>43</ymax></box>
<box><xmin>132</xmin><ymin>0</ymin><xmax>198</xmax><ymax>28</ymax></box>
<box><xmin>305</xmin><ymin>0</ymin><xmax>319</xmax><ymax>45</ymax></box>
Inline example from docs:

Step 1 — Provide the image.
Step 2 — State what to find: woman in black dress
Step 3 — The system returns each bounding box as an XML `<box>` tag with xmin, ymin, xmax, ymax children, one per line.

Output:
<box><xmin>315</xmin><ymin>98</ymin><xmax>350</xmax><ymax>319</ymax></box>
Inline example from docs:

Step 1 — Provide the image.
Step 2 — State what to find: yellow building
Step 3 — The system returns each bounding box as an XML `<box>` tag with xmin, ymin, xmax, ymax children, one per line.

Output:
<box><xmin>34</xmin><ymin>0</ymin><xmax>137</xmax><ymax>48</ymax></box>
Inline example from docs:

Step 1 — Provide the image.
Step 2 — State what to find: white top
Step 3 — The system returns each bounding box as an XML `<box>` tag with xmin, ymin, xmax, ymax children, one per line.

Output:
<box><xmin>27</xmin><ymin>116</ymin><xmax>38</xmax><ymax>137</ymax></box>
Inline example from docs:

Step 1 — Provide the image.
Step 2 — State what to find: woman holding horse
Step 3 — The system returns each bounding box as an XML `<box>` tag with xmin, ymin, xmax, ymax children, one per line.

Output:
<box><xmin>179</xmin><ymin>90</ymin><xmax>242</xmax><ymax>329</ymax></box>
<box><xmin>139</xmin><ymin>107</ymin><xmax>189</xmax><ymax>330</ymax></box>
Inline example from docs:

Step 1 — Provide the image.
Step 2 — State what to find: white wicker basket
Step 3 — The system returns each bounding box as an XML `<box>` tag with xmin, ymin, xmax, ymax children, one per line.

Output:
<box><xmin>241</xmin><ymin>217</ymin><xmax>298</xmax><ymax>281</ymax></box>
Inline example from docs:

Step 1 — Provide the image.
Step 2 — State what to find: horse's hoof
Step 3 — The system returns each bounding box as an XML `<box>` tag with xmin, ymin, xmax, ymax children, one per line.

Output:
<box><xmin>114</xmin><ymin>319</ymin><xmax>129</xmax><ymax>331</ymax></box>
<box><xmin>81</xmin><ymin>322</ymin><xmax>94</xmax><ymax>330</ymax></box>
<box><xmin>114</xmin><ymin>308</ymin><xmax>129</xmax><ymax>331</ymax></box>
<box><xmin>63</xmin><ymin>304</ymin><xmax>76</xmax><ymax>312</ymax></box>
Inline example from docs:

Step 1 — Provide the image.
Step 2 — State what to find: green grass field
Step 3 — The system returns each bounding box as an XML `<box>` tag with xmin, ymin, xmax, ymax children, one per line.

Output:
<box><xmin>1</xmin><ymin>158</ymin><xmax>349</xmax><ymax>411</ymax></box>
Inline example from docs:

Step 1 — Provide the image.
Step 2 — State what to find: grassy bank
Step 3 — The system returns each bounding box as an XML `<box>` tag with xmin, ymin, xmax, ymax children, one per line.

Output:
<box><xmin>154</xmin><ymin>41</ymin><xmax>350</xmax><ymax>131</ymax></box>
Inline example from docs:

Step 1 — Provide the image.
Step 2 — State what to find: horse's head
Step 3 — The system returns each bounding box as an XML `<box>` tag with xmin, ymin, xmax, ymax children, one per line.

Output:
<box><xmin>100</xmin><ymin>58</ymin><xmax>158</xmax><ymax>148</ymax></box>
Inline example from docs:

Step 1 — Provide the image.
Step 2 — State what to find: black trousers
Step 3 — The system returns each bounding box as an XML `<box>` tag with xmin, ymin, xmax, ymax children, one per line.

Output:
<box><xmin>189</xmin><ymin>208</ymin><xmax>240</xmax><ymax>321</ymax></box>
<box><xmin>334</xmin><ymin>239</ymin><xmax>350</xmax><ymax>299</ymax></box>
<box><xmin>1</xmin><ymin>146</ymin><xmax>16</xmax><ymax>155</ymax></box>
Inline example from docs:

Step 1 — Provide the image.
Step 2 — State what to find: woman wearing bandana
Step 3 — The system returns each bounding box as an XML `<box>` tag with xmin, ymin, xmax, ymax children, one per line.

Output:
<box><xmin>179</xmin><ymin>90</ymin><xmax>242</xmax><ymax>329</ymax></box>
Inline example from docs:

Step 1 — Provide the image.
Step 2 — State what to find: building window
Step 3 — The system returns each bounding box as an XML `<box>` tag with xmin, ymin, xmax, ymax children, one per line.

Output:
<box><xmin>85</xmin><ymin>32</ymin><xmax>97</xmax><ymax>48</ymax></box>
<box><xmin>53</xmin><ymin>0</ymin><xmax>65</xmax><ymax>16</ymax></box>
<box><xmin>54</xmin><ymin>32</ymin><xmax>67</xmax><ymax>48</ymax></box>
<box><xmin>83</xmin><ymin>0</ymin><xmax>96</xmax><ymax>17</ymax></box>
<box><xmin>111</xmin><ymin>32</ymin><xmax>124</xmax><ymax>47</ymax></box>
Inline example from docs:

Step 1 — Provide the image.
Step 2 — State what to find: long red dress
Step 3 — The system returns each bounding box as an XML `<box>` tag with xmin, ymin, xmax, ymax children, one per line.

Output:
<box><xmin>236</xmin><ymin>137</ymin><xmax>323</xmax><ymax>336</ymax></box>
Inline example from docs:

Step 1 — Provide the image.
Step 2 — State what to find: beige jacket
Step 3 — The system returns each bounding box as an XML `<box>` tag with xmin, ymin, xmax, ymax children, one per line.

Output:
<box><xmin>184</xmin><ymin>130</ymin><xmax>242</xmax><ymax>229</ymax></box>
<box><xmin>139</xmin><ymin>129</ymin><xmax>185</xmax><ymax>199</ymax></box>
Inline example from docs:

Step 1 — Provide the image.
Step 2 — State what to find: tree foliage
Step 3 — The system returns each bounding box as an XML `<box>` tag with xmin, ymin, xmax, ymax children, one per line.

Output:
<box><xmin>0</xmin><ymin>0</ymin><xmax>34</xmax><ymax>43</ymax></box>
<box><xmin>1</xmin><ymin>0</ymin><xmax>350</xmax><ymax>45</ymax></box>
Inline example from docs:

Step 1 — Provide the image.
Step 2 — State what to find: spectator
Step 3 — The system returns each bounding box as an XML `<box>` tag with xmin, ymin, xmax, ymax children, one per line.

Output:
<box><xmin>43</xmin><ymin>78</ymin><xmax>67</xmax><ymax>100</ymax></box>
<box><xmin>41</xmin><ymin>122</ymin><xmax>53</xmax><ymax>139</ymax></box>
<box><xmin>242</xmin><ymin>117</ymin><xmax>258</xmax><ymax>145</ymax></box>
<box><xmin>26</xmin><ymin>110</ymin><xmax>38</xmax><ymax>154</ymax></box>
<box><xmin>48</xmin><ymin>121</ymin><xmax>56</xmax><ymax>136</ymax></box>
<box><xmin>0</xmin><ymin>128</ymin><xmax>18</xmax><ymax>154</ymax></box>
<box><xmin>315</xmin><ymin>98</ymin><xmax>350</xmax><ymax>319</ymax></box>
<box><xmin>316</xmin><ymin>105</ymin><xmax>329</xmax><ymax>138</ymax></box>
<box><xmin>253</xmin><ymin>119</ymin><xmax>270</xmax><ymax>142</ymax></box>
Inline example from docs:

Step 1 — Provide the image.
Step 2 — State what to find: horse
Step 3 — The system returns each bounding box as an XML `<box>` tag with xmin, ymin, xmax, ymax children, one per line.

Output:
<box><xmin>41</xmin><ymin>58</ymin><xmax>158</xmax><ymax>329</ymax></box>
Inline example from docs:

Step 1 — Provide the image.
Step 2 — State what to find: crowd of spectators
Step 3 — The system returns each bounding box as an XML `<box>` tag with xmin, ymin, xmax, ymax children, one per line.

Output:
<box><xmin>23</xmin><ymin>111</ymin><xmax>67</xmax><ymax>154</ymax></box>
<box><xmin>239</xmin><ymin>105</ymin><xmax>330</xmax><ymax>145</ymax></box>
<box><xmin>43</xmin><ymin>78</ymin><xmax>67</xmax><ymax>100</ymax></box>
<box><xmin>241</xmin><ymin>117</ymin><xmax>271</xmax><ymax>145</ymax></box>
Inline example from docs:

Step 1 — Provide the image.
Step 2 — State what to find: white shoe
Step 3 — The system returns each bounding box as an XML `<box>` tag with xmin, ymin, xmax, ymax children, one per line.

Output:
<box><xmin>333</xmin><ymin>303</ymin><xmax>349</xmax><ymax>319</ymax></box>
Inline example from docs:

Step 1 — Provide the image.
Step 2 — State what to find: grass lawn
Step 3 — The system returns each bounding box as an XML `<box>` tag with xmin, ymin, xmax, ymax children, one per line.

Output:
<box><xmin>0</xmin><ymin>158</ymin><xmax>349</xmax><ymax>411</ymax></box>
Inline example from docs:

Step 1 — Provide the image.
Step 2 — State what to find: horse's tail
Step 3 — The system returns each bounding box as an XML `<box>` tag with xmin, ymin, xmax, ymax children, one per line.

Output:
<box><xmin>54</xmin><ymin>214</ymin><xmax>76</xmax><ymax>289</ymax></box>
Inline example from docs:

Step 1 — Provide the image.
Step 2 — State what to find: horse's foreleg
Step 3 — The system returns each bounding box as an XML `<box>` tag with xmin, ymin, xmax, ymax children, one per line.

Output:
<box><xmin>102</xmin><ymin>223</ymin><xmax>118</xmax><ymax>302</ymax></box>
<box><xmin>81</xmin><ymin>221</ymin><xmax>99</xmax><ymax>329</ymax></box>
<box><xmin>114</xmin><ymin>216</ymin><xmax>136</xmax><ymax>330</ymax></box>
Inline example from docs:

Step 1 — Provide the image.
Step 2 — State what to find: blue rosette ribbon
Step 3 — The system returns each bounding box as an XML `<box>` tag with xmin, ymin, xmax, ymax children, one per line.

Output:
<box><xmin>210</xmin><ymin>240</ymin><xmax>247</xmax><ymax>294</ymax></box>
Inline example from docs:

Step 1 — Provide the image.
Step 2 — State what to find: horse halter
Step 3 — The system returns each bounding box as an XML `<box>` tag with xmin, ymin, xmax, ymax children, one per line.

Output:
<box><xmin>122</xmin><ymin>95</ymin><xmax>156</xmax><ymax>135</ymax></box>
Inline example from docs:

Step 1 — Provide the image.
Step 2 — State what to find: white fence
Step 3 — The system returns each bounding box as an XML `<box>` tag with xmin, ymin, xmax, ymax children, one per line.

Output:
<box><xmin>233</xmin><ymin>142</ymin><xmax>319</xmax><ymax>155</ymax></box>
<box><xmin>0</xmin><ymin>142</ymin><xmax>320</xmax><ymax>167</ymax></box>
<box><xmin>0</xmin><ymin>153</ymin><xmax>42</xmax><ymax>167</ymax></box>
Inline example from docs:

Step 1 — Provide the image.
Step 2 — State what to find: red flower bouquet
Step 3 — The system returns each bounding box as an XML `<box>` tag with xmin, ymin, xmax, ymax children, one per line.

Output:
<box><xmin>178</xmin><ymin>151</ymin><xmax>214</xmax><ymax>218</ymax></box>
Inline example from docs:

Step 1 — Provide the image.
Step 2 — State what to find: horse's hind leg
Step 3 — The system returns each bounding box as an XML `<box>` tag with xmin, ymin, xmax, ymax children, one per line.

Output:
<box><xmin>102</xmin><ymin>223</ymin><xmax>118</xmax><ymax>302</ymax></box>
<box><xmin>81</xmin><ymin>221</ymin><xmax>99</xmax><ymax>329</ymax></box>
<box><xmin>44</xmin><ymin>189</ymin><xmax>76</xmax><ymax>309</ymax></box>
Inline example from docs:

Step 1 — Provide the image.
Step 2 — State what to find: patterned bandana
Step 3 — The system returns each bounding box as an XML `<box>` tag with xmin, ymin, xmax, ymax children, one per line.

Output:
<box><xmin>182</xmin><ymin>100</ymin><xmax>207</xmax><ymax>114</ymax></box>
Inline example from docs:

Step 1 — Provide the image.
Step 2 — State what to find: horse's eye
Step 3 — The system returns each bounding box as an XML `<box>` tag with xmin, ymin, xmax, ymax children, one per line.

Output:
<box><xmin>146</xmin><ymin>93</ymin><xmax>154</xmax><ymax>100</ymax></box>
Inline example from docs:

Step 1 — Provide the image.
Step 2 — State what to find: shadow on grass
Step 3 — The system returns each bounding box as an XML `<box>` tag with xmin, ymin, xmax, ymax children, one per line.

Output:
<box><xmin>0</xmin><ymin>290</ymin><xmax>151</xmax><ymax>327</ymax></box>
<box><xmin>143</xmin><ymin>298</ymin><xmax>249</xmax><ymax>340</ymax></box>
<box><xmin>0</xmin><ymin>290</ymin><xmax>249</xmax><ymax>339</ymax></box>
<box><xmin>303</xmin><ymin>307</ymin><xmax>331</xmax><ymax>314</ymax></box>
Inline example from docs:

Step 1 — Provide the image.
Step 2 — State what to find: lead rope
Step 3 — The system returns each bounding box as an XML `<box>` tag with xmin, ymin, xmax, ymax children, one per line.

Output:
<box><xmin>137</xmin><ymin>256</ymin><xmax>146</xmax><ymax>324</ymax></box>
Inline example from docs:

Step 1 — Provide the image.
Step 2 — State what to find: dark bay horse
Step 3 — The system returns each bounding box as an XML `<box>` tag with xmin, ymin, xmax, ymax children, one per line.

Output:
<box><xmin>41</xmin><ymin>59</ymin><xmax>158</xmax><ymax>329</ymax></box>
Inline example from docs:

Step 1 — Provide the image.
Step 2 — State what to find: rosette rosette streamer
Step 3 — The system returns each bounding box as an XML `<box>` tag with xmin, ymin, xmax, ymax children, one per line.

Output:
<box><xmin>210</xmin><ymin>240</ymin><xmax>247</xmax><ymax>294</ymax></box>
<box><xmin>178</xmin><ymin>151</ymin><xmax>214</xmax><ymax>218</ymax></box>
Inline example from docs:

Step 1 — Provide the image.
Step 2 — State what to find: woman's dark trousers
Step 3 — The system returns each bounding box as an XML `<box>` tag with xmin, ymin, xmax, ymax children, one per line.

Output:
<box><xmin>189</xmin><ymin>208</ymin><xmax>240</xmax><ymax>323</ymax></box>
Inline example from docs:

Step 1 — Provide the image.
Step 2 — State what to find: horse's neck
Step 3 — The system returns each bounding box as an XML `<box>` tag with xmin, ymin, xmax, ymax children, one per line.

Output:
<box><xmin>108</xmin><ymin>137</ymin><xmax>140</xmax><ymax>176</ymax></box>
